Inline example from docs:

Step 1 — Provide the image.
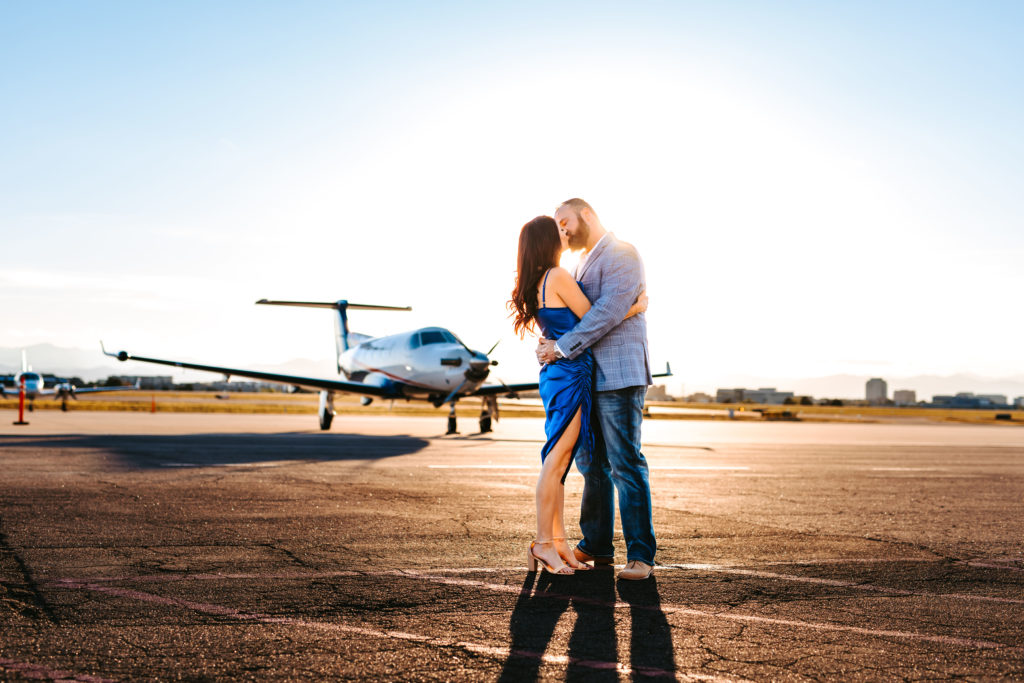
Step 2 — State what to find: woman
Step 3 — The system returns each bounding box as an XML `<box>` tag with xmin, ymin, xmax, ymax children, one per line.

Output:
<box><xmin>509</xmin><ymin>215</ymin><xmax>647</xmax><ymax>574</ymax></box>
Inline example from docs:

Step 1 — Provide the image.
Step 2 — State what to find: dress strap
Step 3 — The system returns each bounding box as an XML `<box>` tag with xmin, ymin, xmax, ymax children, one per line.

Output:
<box><xmin>541</xmin><ymin>268</ymin><xmax>551</xmax><ymax>307</ymax></box>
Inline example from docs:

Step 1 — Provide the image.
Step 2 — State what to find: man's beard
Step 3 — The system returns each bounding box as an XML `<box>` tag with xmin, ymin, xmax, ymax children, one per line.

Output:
<box><xmin>568</xmin><ymin>214</ymin><xmax>590</xmax><ymax>250</ymax></box>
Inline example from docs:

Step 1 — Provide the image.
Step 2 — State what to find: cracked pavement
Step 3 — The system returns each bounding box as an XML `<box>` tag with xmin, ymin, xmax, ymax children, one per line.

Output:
<box><xmin>1</xmin><ymin>412</ymin><xmax>1023</xmax><ymax>681</ymax></box>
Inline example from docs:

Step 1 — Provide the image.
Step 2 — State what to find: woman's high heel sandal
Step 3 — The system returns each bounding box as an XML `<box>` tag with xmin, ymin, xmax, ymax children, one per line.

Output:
<box><xmin>551</xmin><ymin>537</ymin><xmax>592</xmax><ymax>570</ymax></box>
<box><xmin>528</xmin><ymin>540</ymin><xmax>574</xmax><ymax>574</ymax></box>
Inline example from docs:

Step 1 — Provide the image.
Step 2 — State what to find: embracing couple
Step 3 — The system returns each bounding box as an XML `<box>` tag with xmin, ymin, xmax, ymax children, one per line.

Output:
<box><xmin>510</xmin><ymin>198</ymin><xmax>655</xmax><ymax>580</ymax></box>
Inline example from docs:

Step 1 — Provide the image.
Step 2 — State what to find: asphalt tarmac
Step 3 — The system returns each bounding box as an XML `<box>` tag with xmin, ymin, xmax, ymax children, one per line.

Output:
<box><xmin>2</xmin><ymin>412</ymin><xmax>1023</xmax><ymax>681</ymax></box>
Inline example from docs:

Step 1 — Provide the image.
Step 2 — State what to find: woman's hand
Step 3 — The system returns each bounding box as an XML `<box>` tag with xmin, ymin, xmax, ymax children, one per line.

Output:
<box><xmin>635</xmin><ymin>291</ymin><xmax>649</xmax><ymax>314</ymax></box>
<box><xmin>624</xmin><ymin>290</ymin><xmax>648</xmax><ymax>320</ymax></box>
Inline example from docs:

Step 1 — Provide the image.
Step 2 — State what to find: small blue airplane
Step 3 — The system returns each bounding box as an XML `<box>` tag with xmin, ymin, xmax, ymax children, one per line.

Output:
<box><xmin>2</xmin><ymin>350</ymin><xmax>138</xmax><ymax>411</ymax></box>
<box><xmin>103</xmin><ymin>298</ymin><xmax>670</xmax><ymax>434</ymax></box>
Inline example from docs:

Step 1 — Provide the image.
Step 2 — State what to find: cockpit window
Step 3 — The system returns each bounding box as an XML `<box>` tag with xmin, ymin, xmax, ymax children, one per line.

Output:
<box><xmin>419</xmin><ymin>330</ymin><xmax>447</xmax><ymax>345</ymax></box>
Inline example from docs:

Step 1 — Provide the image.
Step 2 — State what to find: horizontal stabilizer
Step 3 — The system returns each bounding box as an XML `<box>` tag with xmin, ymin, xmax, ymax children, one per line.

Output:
<box><xmin>256</xmin><ymin>299</ymin><xmax>411</xmax><ymax>312</ymax></box>
<box><xmin>256</xmin><ymin>298</ymin><xmax>409</xmax><ymax>360</ymax></box>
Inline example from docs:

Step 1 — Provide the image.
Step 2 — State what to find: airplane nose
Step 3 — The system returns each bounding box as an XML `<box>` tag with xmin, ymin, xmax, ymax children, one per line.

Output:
<box><xmin>465</xmin><ymin>353</ymin><xmax>491</xmax><ymax>382</ymax></box>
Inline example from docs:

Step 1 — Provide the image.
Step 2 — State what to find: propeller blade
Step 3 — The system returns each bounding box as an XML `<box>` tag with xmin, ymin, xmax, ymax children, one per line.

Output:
<box><xmin>495</xmin><ymin>377</ymin><xmax>519</xmax><ymax>400</ymax></box>
<box><xmin>486</xmin><ymin>339</ymin><xmax>501</xmax><ymax>356</ymax></box>
<box><xmin>451</xmin><ymin>336</ymin><xmax>474</xmax><ymax>356</ymax></box>
<box><xmin>442</xmin><ymin>379</ymin><xmax>469</xmax><ymax>406</ymax></box>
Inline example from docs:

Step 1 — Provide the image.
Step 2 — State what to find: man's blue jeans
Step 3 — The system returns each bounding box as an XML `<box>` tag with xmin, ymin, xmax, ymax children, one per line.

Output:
<box><xmin>575</xmin><ymin>385</ymin><xmax>656</xmax><ymax>565</ymax></box>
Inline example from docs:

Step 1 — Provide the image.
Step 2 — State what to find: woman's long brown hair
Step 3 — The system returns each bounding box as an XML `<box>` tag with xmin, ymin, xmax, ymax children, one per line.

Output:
<box><xmin>509</xmin><ymin>215</ymin><xmax>562</xmax><ymax>338</ymax></box>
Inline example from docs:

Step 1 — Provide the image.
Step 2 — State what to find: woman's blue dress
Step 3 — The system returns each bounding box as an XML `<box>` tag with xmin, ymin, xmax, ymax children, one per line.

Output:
<box><xmin>536</xmin><ymin>270</ymin><xmax>594</xmax><ymax>483</ymax></box>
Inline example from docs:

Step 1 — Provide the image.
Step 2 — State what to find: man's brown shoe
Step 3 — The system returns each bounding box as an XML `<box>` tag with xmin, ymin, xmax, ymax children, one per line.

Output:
<box><xmin>573</xmin><ymin>546</ymin><xmax>613</xmax><ymax>566</ymax></box>
<box><xmin>618</xmin><ymin>560</ymin><xmax>654</xmax><ymax>580</ymax></box>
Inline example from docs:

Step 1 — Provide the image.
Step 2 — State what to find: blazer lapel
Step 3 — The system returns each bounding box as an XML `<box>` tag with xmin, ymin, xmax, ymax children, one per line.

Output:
<box><xmin>576</xmin><ymin>233</ymin><xmax>615</xmax><ymax>281</ymax></box>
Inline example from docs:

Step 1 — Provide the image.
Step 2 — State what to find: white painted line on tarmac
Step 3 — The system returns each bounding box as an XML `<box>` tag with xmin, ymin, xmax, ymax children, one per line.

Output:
<box><xmin>669</xmin><ymin>564</ymin><xmax>1024</xmax><ymax>605</ymax></box>
<box><xmin>396</xmin><ymin>571</ymin><xmax>1024</xmax><ymax>652</ymax></box>
<box><xmin>428</xmin><ymin>465</ymin><xmax>748</xmax><ymax>471</ymax></box>
<box><xmin>159</xmin><ymin>462</ymin><xmax>285</xmax><ymax>468</ymax></box>
<box><xmin>655</xmin><ymin>466</ymin><xmax>749</xmax><ymax>471</ymax></box>
<box><xmin>869</xmin><ymin>467</ymin><xmax>946</xmax><ymax>472</ymax></box>
<box><xmin>0</xmin><ymin>657</ymin><xmax>114</xmax><ymax>682</ymax></box>
<box><xmin>56</xmin><ymin>567</ymin><xmax>1024</xmax><ymax>654</ymax></box>
<box><xmin>429</xmin><ymin>465</ymin><xmax>534</xmax><ymax>469</ymax></box>
<box><xmin>59</xmin><ymin>581</ymin><xmax>729</xmax><ymax>683</ymax></box>
<box><xmin>965</xmin><ymin>560</ymin><xmax>1024</xmax><ymax>573</ymax></box>
<box><xmin>763</xmin><ymin>558</ymin><xmax>942</xmax><ymax>566</ymax></box>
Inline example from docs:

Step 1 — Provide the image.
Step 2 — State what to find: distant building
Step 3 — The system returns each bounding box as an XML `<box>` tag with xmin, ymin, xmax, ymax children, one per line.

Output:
<box><xmin>646</xmin><ymin>385</ymin><xmax>671</xmax><ymax>401</ymax></box>
<box><xmin>205</xmin><ymin>381</ymin><xmax>277</xmax><ymax>392</ymax></box>
<box><xmin>716</xmin><ymin>388</ymin><xmax>742</xmax><ymax>403</ymax></box>
<box><xmin>931</xmin><ymin>392</ymin><xmax>1009</xmax><ymax>409</ymax></box>
<box><xmin>1016</xmin><ymin>397</ymin><xmax>1024</xmax><ymax>409</ymax></box>
<box><xmin>893</xmin><ymin>389</ymin><xmax>916</xmax><ymax>406</ymax></box>
<box><xmin>685</xmin><ymin>392</ymin><xmax>714</xmax><ymax>403</ymax></box>
<box><xmin>716</xmin><ymin>387</ymin><xmax>794</xmax><ymax>405</ymax></box>
<box><xmin>865</xmin><ymin>378</ymin><xmax>888</xmax><ymax>405</ymax></box>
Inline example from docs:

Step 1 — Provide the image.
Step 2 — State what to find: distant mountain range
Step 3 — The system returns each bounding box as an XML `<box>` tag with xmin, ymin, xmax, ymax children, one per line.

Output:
<box><xmin>3</xmin><ymin>344</ymin><xmax>1022</xmax><ymax>400</ymax></box>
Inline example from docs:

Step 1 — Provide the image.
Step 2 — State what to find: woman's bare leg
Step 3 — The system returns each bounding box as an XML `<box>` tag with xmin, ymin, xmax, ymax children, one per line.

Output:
<box><xmin>535</xmin><ymin>406</ymin><xmax>583</xmax><ymax>570</ymax></box>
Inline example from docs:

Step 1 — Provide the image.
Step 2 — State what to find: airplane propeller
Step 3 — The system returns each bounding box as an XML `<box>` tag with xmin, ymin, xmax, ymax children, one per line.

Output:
<box><xmin>450</xmin><ymin>336</ymin><xmax>496</xmax><ymax>376</ymax></box>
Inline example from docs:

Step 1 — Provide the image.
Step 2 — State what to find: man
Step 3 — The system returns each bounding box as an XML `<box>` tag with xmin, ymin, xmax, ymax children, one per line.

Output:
<box><xmin>536</xmin><ymin>198</ymin><xmax>655</xmax><ymax>580</ymax></box>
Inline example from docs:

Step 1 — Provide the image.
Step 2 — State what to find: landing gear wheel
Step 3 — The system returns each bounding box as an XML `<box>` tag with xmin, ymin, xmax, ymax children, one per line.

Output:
<box><xmin>318</xmin><ymin>390</ymin><xmax>336</xmax><ymax>431</ymax></box>
<box><xmin>479</xmin><ymin>416</ymin><xmax>492</xmax><ymax>433</ymax></box>
<box><xmin>27</xmin><ymin>403</ymin><xmax>34</xmax><ymax>412</ymax></box>
<box><xmin>447</xmin><ymin>415</ymin><xmax>458</xmax><ymax>435</ymax></box>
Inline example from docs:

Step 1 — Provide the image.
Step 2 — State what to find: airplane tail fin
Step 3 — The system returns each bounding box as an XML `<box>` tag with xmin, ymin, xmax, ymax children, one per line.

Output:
<box><xmin>255</xmin><ymin>299</ymin><xmax>411</xmax><ymax>373</ymax></box>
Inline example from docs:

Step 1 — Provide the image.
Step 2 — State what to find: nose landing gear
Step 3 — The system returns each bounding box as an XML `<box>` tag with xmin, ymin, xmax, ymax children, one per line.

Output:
<box><xmin>446</xmin><ymin>402</ymin><xmax>458</xmax><ymax>435</ymax></box>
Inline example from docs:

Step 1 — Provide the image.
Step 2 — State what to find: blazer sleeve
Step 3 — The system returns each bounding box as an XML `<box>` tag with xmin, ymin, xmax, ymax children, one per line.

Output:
<box><xmin>557</xmin><ymin>247</ymin><xmax>643</xmax><ymax>360</ymax></box>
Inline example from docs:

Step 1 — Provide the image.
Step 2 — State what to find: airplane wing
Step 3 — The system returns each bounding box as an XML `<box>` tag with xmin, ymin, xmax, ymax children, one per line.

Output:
<box><xmin>102</xmin><ymin>348</ymin><xmax>398</xmax><ymax>398</ymax></box>
<box><xmin>68</xmin><ymin>385</ymin><xmax>140</xmax><ymax>395</ymax></box>
<box><xmin>470</xmin><ymin>382</ymin><xmax>540</xmax><ymax>398</ymax></box>
<box><xmin>470</xmin><ymin>363</ymin><xmax>670</xmax><ymax>398</ymax></box>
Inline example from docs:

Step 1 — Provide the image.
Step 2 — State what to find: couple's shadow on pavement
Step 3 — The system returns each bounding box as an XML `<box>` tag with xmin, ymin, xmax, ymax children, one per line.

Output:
<box><xmin>498</xmin><ymin>568</ymin><xmax>676</xmax><ymax>682</ymax></box>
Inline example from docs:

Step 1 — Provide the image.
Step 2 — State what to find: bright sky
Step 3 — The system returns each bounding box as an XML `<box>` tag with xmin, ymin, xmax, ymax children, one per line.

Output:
<box><xmin>2</xmin><ymin>1</ymin><xmax>1022</xmax><ymax>395</ymax></box>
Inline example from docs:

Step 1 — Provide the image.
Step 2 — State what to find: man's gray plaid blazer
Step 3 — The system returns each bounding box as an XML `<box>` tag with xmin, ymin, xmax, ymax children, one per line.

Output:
<box><xmin>556</xmin><ymin>233</ymin><xmax>653</xmax><ymax>391</ymax></box>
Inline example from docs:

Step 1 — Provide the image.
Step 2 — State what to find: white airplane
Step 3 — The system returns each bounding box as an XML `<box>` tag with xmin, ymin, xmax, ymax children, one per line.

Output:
<box><xmin>1</xmin><ymin>350</ymin><xmax>139</xmax><ymax>411</ymax></box>
<box><xmin>103</xmin><ymin>298</ymin><xmax>671</xmax><ymax>434</ymax></box>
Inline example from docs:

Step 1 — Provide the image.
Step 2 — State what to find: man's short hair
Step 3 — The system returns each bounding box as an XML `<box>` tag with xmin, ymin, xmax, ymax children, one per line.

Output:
<box><xmin>559</xmin><ymin>198</ymin><xmax>595</xmax><ymax>218</ymax></box>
